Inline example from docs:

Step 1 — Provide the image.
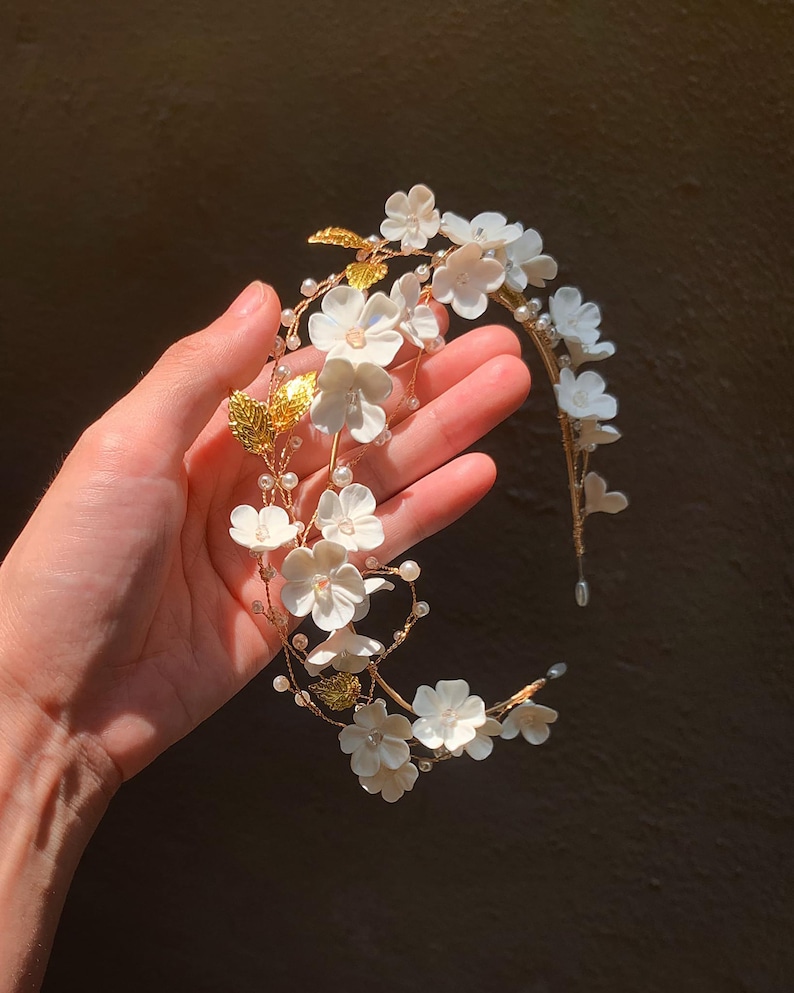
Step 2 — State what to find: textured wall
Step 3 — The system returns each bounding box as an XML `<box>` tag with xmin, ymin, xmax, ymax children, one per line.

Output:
<box><xmin>2</xmin><ymin>1</ymin><xmax>792</xmax><ymax>990</ymax></box>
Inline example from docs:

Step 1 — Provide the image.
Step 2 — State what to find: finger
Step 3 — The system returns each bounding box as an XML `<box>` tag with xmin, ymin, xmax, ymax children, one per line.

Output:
<box><xmin>100</xmin><ymin>282</ymin><xmax>281</xmax><ymax>468</ymax></box>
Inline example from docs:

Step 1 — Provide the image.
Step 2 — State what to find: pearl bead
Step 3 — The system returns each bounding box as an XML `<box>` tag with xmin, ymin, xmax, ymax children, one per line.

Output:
<box><xmin>275</xmin><ymin>364</ymin><xmax>291</xmax><ymax>382</ymax></box>
<box><xmin>292</xmin><ymin>632</ymin><xmax>308</xmax><ymax>650</ymax></box>
<box><xmin>546</xmin><ymin>662</ymin><xmax>568</xmax><ymax>680</ymax></box>
<box><xmin>290</xmin><ymin>436</ymin><xmax>303</xmax><ymax>450</ymax></box>
<box><xmin>286</xmin><ymin>334</ymin><xmax>301</xmax><ymax>351</ymax></box>
<box><xmin>415</xmin><ymin>264</ymin><xmax>430</xmax><ymax>282</ymax></box>
<box><xmin>413</xmin><ymin>600</ymin><xmax>430</xmax><ymax>618</ymax></box>
<box><xmin>528</xmin><ymin>298</ymin><xmax>542</xmax><ymax>316</ymax></box>
<box><xmin>300</xmin><ymin>278</ymin><xmax>318</xmax><ymax>297</ymax></box>
<box><xmin>585</xmin><ymin>443</ymin><xmax>597</xmax><ymax>453</ymax></box>
<box><xmin>251</xmin><ymin>600</ymin><xmax>265</xmax><ymax>614</ymax></box>
<box><xmin>364</xmin><ymin>556</ymin><xmax>379</xmax><ymax>569</ymax></box>
<box><xmin>575</xmin><ymin>579</ymin><xmax>590</xmax><ymax>607</ymax></box>
<box><xmin>406</xmin><ymin>395</ymin><xmax>420</xmax><ymax>411</ymax></box>
<box><xmin>513</xmin><ymin>305</ymin><xmax>530</xmax><ymax>323</ymax></box>
<box><xmin>399</xmin><ymin>560</ymin><xmax>421</xmax><ymax>581</ymax></box>
<box><xmin>280</xmin><ymin>308</ymin><xmax>296</xmax><ymax>327</ymax></box>
<box><xmin>427</xmin><ymin>335</ymin><xmax>445</xmax><ymax>354</ymax></box>
<box><xmin>258</xmin><ymin>473</ymin><xmax>275</xmax><ymax>490</ymax></box>
<box><xmin>536</xmin><ymin>314</ymin><xmax>551</xmax><ymax>332</ymax></box>
<box><xmin>432</xmin><ymin>250</ymin><xmax>446</xmax><ymax>263</ymax></box>
<box><xmin>418</xmin><ymin>759</ymin><xmax>433</xmax><ymax>773</ymax></box>
<box><xmin>393</xmin><ymin>630</ymin><xmax>406</xmax><ymax>643</ymax></box>
<box><xmin>273</xmin><ymin>337</ymin><xmax>286</xmax><ymax>358</ymax></box>
<box><xmin>280</xmin><ymin>472</ymin><xmax>299</xmax><ymax>490</ymax></box>
<box><xmin>294</xmin><ymin>690</ymin><xmax>310</xmax><ymax>707</ymax></box>
<box><xmin>273</xmin><ymin>675</ymin><xmax>290</xmax><ymax>692</ymax></box>
<box><xmin>294</xmin><ymin>520</ymin><xmax>305</xmax><ymax>533</ymax></box>
<box><xmin>331</xmin><ymin>465</ymin><xmax>353</xmax><ymax>487</ymax></box>
<box><xmin>366</xmin><ymin>234</ymin><xmax>380</xmax><ymax>245</ymax></box>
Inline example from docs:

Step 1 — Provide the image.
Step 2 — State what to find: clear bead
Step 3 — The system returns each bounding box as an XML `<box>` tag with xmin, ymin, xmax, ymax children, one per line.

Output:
<box><xmin>273</xmin><ymin>337</ymin><xmax>286</xmax><ymax>358</ymax></box>
<box><xmin>413</xmin><ymin>600</ymin><xmax>430</xmax><ymax>618</ymax></box>
<box><xmin>258</xmin><ymin>473</ymin><xmax>275</xmax><ymax>490</ymax></box>
<box><xmin>416</xmin><ymin>264</ymin><xmax>430</xmax><ymax>282</ymax></box>
<box><xmin>286</xmin><ymin>334</ymin><xmax>301</xmax><ymax>351</ymax></box>
<box><xmin>300</xmin><ymin>277</ymin><xmax>318</xmax><ymax>297</ymax></box>
<box><xmin>546</xmin><ymin>662</ymin><xmax>568</xmax><ymax>680</ymax></box>
<box><xmin>280</xmin><ymin>472</ymin><xmax>299</xmax><ymax>490</ymax></box>
<box><xmin>406</xmin><ymin>395</ymin><xmax>420</xmax><ymax>411</ymax></box>
<box><xmin>427</xmin><ymin>335</ymin><xmax>445</xmax><ymax>354</ymax></box>
<box><xmin>585</xmin><ymin>443</ymin><xmax>597</xmax><ymax>453</ymax></box>
<box><xmin>364</xmin><ymin>556</ymin><xmax>379</xmax><ymax>569</ymax></box>
<box><xmin>575</xmin><ymin>579</ymin><xmax>590</xmax><ymax>607</ymax></box>
<box><xmin>399</xmin><ymin>560</ymin><xmax>421</xmax><ymax>581</ymax></box>
<box><xmin>331</xmin><ymin>465</ymin><xmax>353</xmax><ymax>487</ymax></box>
<box><xmin>262</xmin><ymin>564</ymin><xmax>277</xmax><ymax>580</ymax></box>
<box><xmin>374</xmin><ymin>428</ymin><xmax>391</xmax><ymax>446</ymax></box>
<box><xmin>273</xmin><ymin>675</ymin><xmax>290</xmax><ymax>692</ymax></box>
<box><xmin>280</xmin><ymin>308</ymin><xmax>296</xmax><ymax>327</ymax></box>
<box><xmin>558</xmin><ymin>354</ymin><xmax>572</xmax><ymax>368</ymax></box>
<box><xmin>292</xmin><ymin>632</ymin><xmax>309</xmax><ymax>650</ymax></box>
<box><xmin>251</xmin><ymin>600</ymin><xmax>265</xmax><ymax>614</ymax></box>
<box><xmin>290</xmin><ymin>436</ymin><xmax>303</xmax><ymax>450</ymax></box>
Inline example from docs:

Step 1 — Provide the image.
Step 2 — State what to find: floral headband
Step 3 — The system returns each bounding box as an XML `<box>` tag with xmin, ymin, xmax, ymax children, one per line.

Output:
<box><xmin>227</xmin><ymin>185</ymin><xmax>627</xmax><ymax>802</ymax></box>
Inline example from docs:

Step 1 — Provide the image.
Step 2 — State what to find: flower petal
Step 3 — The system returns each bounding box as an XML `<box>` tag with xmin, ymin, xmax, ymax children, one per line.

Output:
<box><xmin>316</xmin><ymin>490</ymin><xmax>342</xmax><ymax>527</ymax></box>
<box><xmin>411</xmin><ymin>684</ymin><xmax>441</xmax><ymax>717</ymax></box>
<box><xmin>435</xmin><ymin>679</ymin><xmax>471</xmax><ymax>710</ymax></box>
<box><xmin>347</xmin><ymin>398</ymin><xmax>386</xmax><ymax>444</ymax></box>
<box><xmin>230</xmin><ymin>505</ymin><xmax>259</xmax><ymax>532</ymax></box>
<box><xmin>339</xmin><ymin>483</ymin><xmax>376</xmax><ymax>518</ymax></box>
<box><xmin>281</xmin><ymin>547</ymin><xmax>316</xmax><ymax>582</ymax></box>
<box><xmin>312</xmin><ymin>539</ymin><xmax>349</xmax><ymax>574</ymax></box>
<box><xmin>411</xmin><ymin>716</ymin><xmax>444</xmax><ymax>749</ymax></box>
<box><xmin>379</xmin><ymin>736</ymin><xmax>411</xmax><ymax>770</ymax></box>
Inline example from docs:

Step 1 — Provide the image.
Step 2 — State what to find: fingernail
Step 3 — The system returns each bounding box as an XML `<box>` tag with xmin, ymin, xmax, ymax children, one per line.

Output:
<box><xmin>229</xmin><ymin>280</ymin><xmax>265</xmax><ymax>316</ymax></box>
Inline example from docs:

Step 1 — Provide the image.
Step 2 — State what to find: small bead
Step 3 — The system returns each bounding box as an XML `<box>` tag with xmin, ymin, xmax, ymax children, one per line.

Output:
<box><xmin>273</xmin><ymin>675</ymin><xmax>290</xmax><ymax>692</ymax></box>
<box><xmin>294</xmin><ymin>690</ymin><xmax>311</xmax><ymax>707</ymax></box>
<box><xmin>432</xmin><ymin>250</ymin><xmax>446</xmax><ymax>263</ymax></box>
<box><xmin>406</xmin><ymin>395</ymin><xmax>420</xmax><ymax>411</ymax></box>
<box><xmin>331</xmin><ymin>465</ymin><xmax>353</xmax><ymax>487</ymax></box>
<box><xmin>286</xmin><ymin>334</ymin><xmax>301</xmax><ymax>351</ymax></box>
<box><xmin>427</xmin><ymin>335</ymin><xmax>445</xmax><ymax>354</ymax></box>
<box><xmin>399</xmin><ymin>560</ymin><xmax>421</xmax><ymax>581</ymax></box>
<box><xmin>249</xmin><ymin>549</ymin><xmax>261</xmax><ymax>558</ymax></box>
<box><xmin>558</xmin><ymin>354</ymin><xmax>572</xmax><ymax>368</ymax></box>
<box><xmin>374</xmin><ymin>428</ymin><xmax>391</xmax><ymax>446</ymax></box>
<box><xmin>275</xmin><ymin>364</ymin><xmax>291</xmax><ymax>381</ymax></box>
<box><xmin>262</xmin><ymin>564</ymin><xmax>277</xmax><ymax>580</ymax></box>
<box><xmin>418</xmin><ymin>759</ymin><xmax>433</xmax><ymax>773</ymax></box>
<box><xmin>355</xmin><ymin>249</ymin><xmax>369</xmax><ymax>262</ymax></box>
<box><xmin>290</xmin><ymin>436</ymin><xmax>303</xmax><ymax>450</ymax></box>
<box><xmin>364</xmin><ymin>556</ymin><xmax>379</xmax><ymax>569</ymax></box>
<box><xmin>258</xmin><ymin>473</ymin><xmax>275</xmax><ymax>490</ymax></box>
<box><xmin>546</xmin><ymin>662</ymin><xmax>568</xmax><ymax>680</ymax></box>
<box><xmin>294</xmin><ymin>520</ymin><xmax>305</xmax><ymax>533</ymax></box>
<box><xmin>393</xmin><ymin>630</ymin><xmax>406</xmax><ymax>643</ymax></box>
<box><xmin>280</xmin><ymin>308</ymin><xmax>296</xmax><ymax>327</ymax></box>
<box><xmin>585</xmin><ymin>443</ymin><xmax>597</xmax><ymax>453</ymax></box>
<box><xmin>513</xmin><ymin>305</ymin><xmax>530</xmax><ymax>323</ymax></box>
<box><xmin>280</xmin><ymin>472</ymin><xmax>299</xmax><ymax>490</ymax></box>
<box><xmin>536</xmin><ymin>313</ymin><xmax>551</xmax><ymax>332</ymax></box>
<box><xmin>300</xmin><ymin>277</ymin><xmax>319</xmax><ymax>297</ymax></box>
<box><xmin>413</xmin><ymin>600</ymin><xmax>430</xmax><ymax>618</ymax></box>
<box><xmin>273</xmin><ymin>337</ymin><xmax>286</xmax><ymax>358</ymax></box>
<box><xmin>415</xmin><ymin>264</ymin><xmax>430</xmax><ymax>282</ymax></box>
<box><xmin>483</xmin><ymin>248</ymin><xmax>496</xmax><ymax>258</ymax></box>
<box><xmin>366</xmin><ymin>234</ymin><xmax>381</xmax><ymax>245</ymax></box>
<box><xmin>292</xmin><ymin>632</ymin><xmax>309</xmax><ymax>650</ymax></box>
<box><xmin>575</xmin><ymin>579</ymin><xmax>590</xmax><ymax>607</ymax></box>
<box><xmin>572</xmin><ymin>419</ymin><xmax>583</xmax><ymax>431</ymax></box>
<box><xmin>251</xmin><ymin>600</ymin><xmax>265</xmax><ymax>614</ymax></box>
<box><xmin>528</xmin><ymin>298</ymin><xmax>542</xmax><ymax>316</ymax></box>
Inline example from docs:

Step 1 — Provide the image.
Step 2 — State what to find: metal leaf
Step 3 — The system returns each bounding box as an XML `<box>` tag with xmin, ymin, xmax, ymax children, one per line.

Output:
<box><xmin>308</xmin><ymin>227</ymin><xmax>370</xmax><ymax>250</ymax></box>
<box><xmin>312</xmin><ymin>672</ymin><xmax>361</xmax><ymax>711</ymax></box>
<box><xmin>269</xmin><ymin>372</ymin><xmax>317</xmax><ymax>434</ymax></box>
<box><xmin>228</xmin><ymin>390</ymin><xmax>274</xmax><ymax>455</ymax></box>
<box><xmin>345</xmin><ymin>260</ymin><xmax>388</xmax><ymax>291</ymax></box>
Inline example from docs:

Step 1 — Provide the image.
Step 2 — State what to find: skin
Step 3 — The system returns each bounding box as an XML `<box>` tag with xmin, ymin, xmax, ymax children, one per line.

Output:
<box><xmin>0</xmin><ymin>281</ymin><xmax>531</xmax><ymax>991</ymax></box>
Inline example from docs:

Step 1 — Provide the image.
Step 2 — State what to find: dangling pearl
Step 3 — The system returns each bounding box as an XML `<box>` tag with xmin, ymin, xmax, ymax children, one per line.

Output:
<box><xmin>332</xmin><ymin>465</ymin><xmax>353</xmax><ymax>487</ymax></box>
<box><xmin>273</xmin><ymin>675</ymin><xmax>290</xmax><ymax>692</ymax></box>
<box><xmin>300</xmin><ymin>278</ymin><xmax>319</xmax><ymax>297</ymax></box>
<box><xmin>280</xmin><ymin>308</ymin><xmax>296</xmax><ymax>327</ymax></box>
<box><xmin>406</xmin><ymin>395</ymin><xmax>420</xmax><ymax>411</ymax></box>
<box><xmin>418</xmin><ymin>759</ymin><xmax>433</xmax><ymax>772</ymax></box>
<box><xmin>546</xmin><ymin>662</ymin><xmax>568</xmax><ymax>680</ymax></box>
<box><xmin>399</xmin><ymin>560</ymin><xmax>421</xmax><ymax>581</ymax></box>
<box><xmin>280</xmin><ymin>472</ymin><xmax>299</xmax><ymax>490</ymax></box>
<box><xmin>286</xmin><ymin>334</ymin><xmax>301</xmax><ymax>351</ymax></box>
<box><xmin>275</xmin><ymin>364</ymin><xmax>291</xmax><ymax>382</ymax></box>
<box><xmin>258</xmin><ymin>473</ymin><xmax>275</xmax><ymax>491</ymax></box>
<box><xmin>415</xmin><ymin>264</ymin><xmax>430</xmax><ymax>282</ymax></box>
<box><xmin>513</xmin><ymin>305</ymin><xmax>530</xmax><ymax>323</ymax></box>
<box><xmin>292</xmin><ymin>633</ymin><xmax>308</xmax><ymax>650</ymax></box>
<box><xmin>575</xmin><ymin>579</ymin><xmax>590</xmax><ymax>607</ymax></box>
<box><xmin>413</xmin><ymin>600</ymin><xmax>430</xmax><ymax>618</ymax></box>
<box><xmin>273</xmin><ymin>337</ymin><xmax>286</xmax><ymax>358</ymax></box>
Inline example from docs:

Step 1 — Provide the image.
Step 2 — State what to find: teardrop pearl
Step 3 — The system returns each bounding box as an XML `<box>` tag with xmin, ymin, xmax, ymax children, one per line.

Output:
<box><xmin>575</xmin><ymin>579</ymin><xmax>590</xmax><ymax>607</ymax></box>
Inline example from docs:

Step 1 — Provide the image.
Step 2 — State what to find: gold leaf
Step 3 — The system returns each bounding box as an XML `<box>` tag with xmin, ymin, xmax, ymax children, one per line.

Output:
<box><xmin>345</xmin><ymin>260</ymin><xmax>388</xmax><ymax>291</ymax></box>
<box><xmin>308</xmin><ymin>227</ymin><xmax>370</xmax><ymax>250</ymax></box>
<box><xmin>269</xmin><ymin>372</ymin><xmax>317</xmax><ymax>434</ymax></box>
<box><xmin>312</xmin><ymin>672</ymin><xmax>361</xmax><ymax>711</ymax></box>
<box><xmin>228</xmin><ymin>390</ymin><xmax>274</xmax><ymax>454</ymax></box>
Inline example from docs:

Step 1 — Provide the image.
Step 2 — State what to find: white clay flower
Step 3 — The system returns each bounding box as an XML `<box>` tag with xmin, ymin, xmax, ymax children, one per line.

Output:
<box><xmin>353</xmin><ymin>576</ymin><xmax>396</xmax><ymax>622</ymax></box>
<box><xmin>308</xmin><ymin>285</ymin><xmax>402</xmax><ymax>367</ymax></box>
<box><xmin>304</xmin><ymin>627</ymin><xmax>384</xmax><ymax>677</ymax></box>
<box><xmin>228</xmin><ymin>504</ymin><xmax>299</xmax><ymax>553</ymax></box>
<box><xmin>549</xmin><ymin>287</ymin><xmax>602</xmax><ymax>346</ymax></box>
<box><xmin>310</xmin><ymin>357</ymin><xmax>393</xmax><ymax>444</ymax></box>
<box><xmin>317</xmin><ymin>483</ymin><xmax>384</xmax><ymax>552</ymax></box>
<box><xmin>280</xmin><ymin>540</ymin><xmax>365</xmax><ymax>632</ymax></box>
<box><xmin>451</xmin><ymin>717</ymin><xmax>504</xmax><ymax>761</ymax></box>
<box><xmin>497</xmin><ymin>228</ymin><xmax>558</xmax><ymax>291</ymax></box>
<box><xmin>554</xmin><ymin>367</ymin><xmax>618</xmax><ymax>421</ymax></box>
<box><xmin>411</xmin><ymin>678</ymin><xmax>486</xmax><ymax>752</ymax></box>
<box><xmin>566</xmin><ymin>338</ymin><xmax>616</xmax><ymax>369</ymax></box>
<box><xmin>390</xmin><ymin>272</ymin><xmax>440</xmax><ymax>348</ymax></box>
<box><xmin>501</xmin><ymin>701</ymin><xmax>558</xmax><ymax>745</ymax></box>
<box><xmin>583</xmin><ymin>472</ymin><xmax>628</xmax><ymax>515</ymax></box>
<box><xmin>380</xmin><ymin>184</ymin><xmax>441</xmax><ymax>251</ymax></box>
<box><xmin>440</xmin><ymin>210</ymin><xmax>523</xmax><ymax>250</ymax></box>
<box><xmin>359</xmin><ymin>759</ymin><xmax>419</xmax><ymax>803</ymax></box>
<box><xmin>338</xmin><ymin>699</ymin><xmax>412</xmax><ymax>777</ymax></box>
<box><xmin>431</xmin><ymin>243</ymin><xmax>505</xmax><ymax>320</ymax></box>
<box><xmin>576</xmin><ymin>420</ymin><xmax>621</xmax><ymax>450</ymax></box>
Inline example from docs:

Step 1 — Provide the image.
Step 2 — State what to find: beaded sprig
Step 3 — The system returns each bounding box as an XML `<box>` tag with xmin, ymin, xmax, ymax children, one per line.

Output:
<box><xmin>227</xmin><ymin>185</ymin><xmax>627</xmax><ymax>802</ymax></box>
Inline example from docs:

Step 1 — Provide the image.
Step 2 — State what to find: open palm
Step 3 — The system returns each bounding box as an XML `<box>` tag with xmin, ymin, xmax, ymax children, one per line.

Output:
<box><xmin>0</xmin><ymin>282</ymin><xmax>530</xmax><ymax>784</ymax></box>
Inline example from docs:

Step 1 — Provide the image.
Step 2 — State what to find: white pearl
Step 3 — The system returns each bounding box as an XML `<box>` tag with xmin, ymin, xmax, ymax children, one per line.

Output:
<box><xmin>275</xmin><ymin>364</ymin><xmax>291</xmax><ymax>381</ymax></box>
<box><xmin>432</xmin><ymin>250</ymin><xmax>446</xmax><ymax>263</ymax></box>
<box><xmin>546</xmin><ymin>662</ymin><xmax>568</xmax><ymax>680</ymax></box>
<box><xmin>294</xmin><ymin>520</ymin><xmax>305</xmax><ymax>533</ymax></box>
<box><xmin>483</xmin><ymin>248</ymin><xmax>496</xmax><ymax>258</ymax></box>
<box><xmin>258</xmin><ymin>473</ymin><xmax>275</xmax><ymax>490</ymax></box>
<box><xmin>528</xmin><ymin>298</ymin><xmax>542</xmax><ymax>316</ymax></box>
<box><xmin>280</xmin><ymin>472</ymin><xmax>299</xmax><ymax>490</ymax></box>
<box><xmin>575</xmin><ymin>579</ymin><xmax>590</xmax><ymax>607</ymax></box>
<box><xmin>292</xmin><ymin>632</ymin><xmax>308</xmax><ymax>650</ymax></box>
<box><xmin>513</xmin><ymin>305</ymin><xmax>530</xmax><ymax>323</ymax></box>
<box><xmin>393</xmin><ymin>630</ymin><xmax>406</xmax><ymax>643</ymax></box>
<box><xmin>413</xmin><ymin>600</ymin><xmax>430</xmax><ymax>618</ymax></box>
<box><xmin>286</xmin><ymin>334</ymin><xmax>301</xmax><ymax>351</ymax></box>
<box><xmin>427</xmin><ymin>335</ymin><xmax>445</xmax><ymax>354</ymax></box>
<box><xmin>294</xmin><ymin>690</ymin><xmax>310</xmax><ymax>707</ymax></box>
<box><xmin>332</xmin><ymin>465</ymin><xmax>353</xmax><ymax>487</ymax></box>
<box><xmin>300</xmin><ymin>278</ymin><xmax>319</xmax><ymax>297</ymax></box>
<box><xmin>273</xmin><ymin>337</ymin><xmax>286</xmax><ymax>358</ymax></box>
<box><xmin>415</xmin><ymin>264</ymin><xmax>430</xmax><ymax>282</ymax></box>
<box><xmin>406</xmin><ymin>395</ymin><xmax>420</xmax><ymax>411</ymax></box>
<box><xmin>399</xmin><ymin>560</ymin><xmax>421</xmax><ymax>581</ymax></box>
<box><xmin>366</xmin><ymin>234</ymin><xmax>380</xmax><ymax>245</ymax></box>
<box><xmin>273</xmin><ymin>675</ymin><xmax>290</xmax><ymax>692</ymax></box>
<box><xmin>536</xmin><ymin>314</ymin><xmax>551</xmax><ymax>332</ymax></box>
<box><xmin>280</xmin><ymin>308</ymin><xmax>296</xmax><ymax>327</ymax></box>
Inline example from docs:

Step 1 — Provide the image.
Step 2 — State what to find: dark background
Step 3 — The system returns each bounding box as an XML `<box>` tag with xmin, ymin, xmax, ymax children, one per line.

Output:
<box><xmin>2</xmin><ymin>1</ymin><xmax>792</xmax><ymax>990</ymax></box>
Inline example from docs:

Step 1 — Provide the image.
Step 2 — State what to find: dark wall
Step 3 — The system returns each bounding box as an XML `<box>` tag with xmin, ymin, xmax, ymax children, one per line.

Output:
<box><xmin>2</xmin><ymin>1</ymin><xmax>792</xmax><ymax>991</ymax></box>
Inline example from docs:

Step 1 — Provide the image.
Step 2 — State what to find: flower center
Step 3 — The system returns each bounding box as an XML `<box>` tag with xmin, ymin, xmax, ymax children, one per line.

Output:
<box><xmin>338</xmin><ymin>516</ymin><xmax>356</xmax><ymax>536</ymax></box>
<box><xmin>473</xmin><ymin>226</ymin><xmax>487</xmax><ymax>242</ymax></box>
<box><xmin>455</xmin><ymin>272</ymin><xmax>470</xmax><ymax>286</ymax></box>
<box><xmin>312</xmin><ymin>573</ymin><xmax>331</xmax><ymax>596</ymax></box>
<box><xmin>440</xmin><ymin>708</ymin><xmax>459</xmax><ymax>728</ymax></box>
<box><xmin>405</xmin><ymin>213</ymin><xmax>420</xmax><ymax>232</ymax></box>
<box><xmin>572</xmin><ymin>390</ymin><xmax>589</xmax><ymax>408</ymax></box>
<box><xmin>366</xmin><ymin>729</ymin><xmax>384</xmax><ymax>746</ymax></box>
<box><xmin>345</xmin><ymin>326</ymin><xmax>367</xmax><ymax>349</ymax></box>
<box><xmin>345</xmin><ymin>390</ymin><xmax>360</xmax><ymax>411</ymax></box>
<box><xmin>254</xmin><ymin>526</ymin><xmax>270</xmax><ymax>541</ymax></box>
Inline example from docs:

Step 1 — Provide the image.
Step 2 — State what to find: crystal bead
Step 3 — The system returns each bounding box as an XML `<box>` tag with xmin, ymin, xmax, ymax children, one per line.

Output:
<box><xmin>406</xmin><ymin>395</ymin><xmax>420</xmax><ymax>411</ymax></box>
<box><xmin>418</xmin><ymin>759</ymin><xmax>433</xmax><ymax>772</ymax></box>
<box><xmin>374</xmin><ymin>428</ymin><xmax>391</xmax><ymax>446</ymax></box>
<box><xmin>513</xmin><ymin>305</ymin><xmax>530</xmax><ymax>323</ymax></box>
<box><xmin>292</xmin><ymin>632</ymin><xmax>309</xmax><ymax>650</ymax></box>
<box><xmin>258</xmin><ymin>473</ymin><xmax>275</xmax><ymax>491</ymax></box>
<box><xmin>251</xmin><ymin>600</ymin><xmax>265</xmax><ymax>614</ymax></box>
<box><xmin>399</xmin><ymin>560</ymin><xmax>421</xmax><ymax>581</ymax></box>
<box><xmin>273</xmin><ymin>337</ymin><xmax>286</xmax><ymax>358</ymax></box>
<box><xmin>280</xmin><ymin>308</ymin><xmax>296</xmax><ymax>327</ymax></box>
<box><xmin>427</xmin><ymin>335</ymin><xmax>445</xmax><ymax>354</ymax></box>
<box><xmin>273</xmin><ymin>675</ymin><xmax>290</xmax><ymax>692</ymax></box>
<box><xmin>575</xmin><ymin>579</ymin><xmax>590</xmax><ymax>607</ymax></box>
<box><xmin>537</xmin><ymin>314</ymin><xmax>551</xmax><ymax>332</ymax></box>
<box><xmin>249</xmin><ymin>549</ymin><xmax>261</xmax><ymax>558</ymax></box>
<box><xmin>413</xmin><ymin>600</ymin><xmax>430</xmax><ymax>618</ymax></box>
<box><xmin>280</xmin><ymin>472</ymin><xmax>299</xmax><ymax>490</ymax></box>
<box><xmin>546</xmin><ymin>662</ymin><xmax>568</xmax><ymax>680</ymax></box>
<box><xmin>286</xmin><ymin>334</ymin><xmax>301</xmax><ymax>351</ymax></box>
<box><xmin>300</xmin><ymin>277</ymin><xmax>319</xmax><ymax>297</ymax></box>
<box><xmin>416</xmin><ymin>264</ymin><xmax>430</xmax><ymax>282</ymax></box>
<box><xmin>364</xmin><ymin>556</ymin><xmax>379</xmax><ymax>569</ymax></box>
<box><xmin>332</xmin><ymin>465</ymin><xmax>353</xmax><ymax>487</ymax></box>
<box><xmin>558</xmin><ymin>355</ymin><xmax>572</xmax><ymax>368</ymax></box>
<box><xmin>290</xmin><ymin>436</ymin><xmax>303</xmax><ymax>450</ymax></box>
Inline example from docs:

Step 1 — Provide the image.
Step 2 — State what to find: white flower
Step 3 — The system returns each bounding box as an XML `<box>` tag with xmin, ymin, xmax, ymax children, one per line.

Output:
<box><xmin>431</xmin><ymin>243</ymin><xmax>505</xmax><ymax>320</ymax></box>
<box><xmin>451</xmin><ymin>717</ymin><xmax>503</xmax><ymax>761</ymax></box>
<box><xmin>317</xmin><ymin>483</ymin><xmax>384</xmax><ymax>552</ymax></box>
<box><xmin>304</xmin><ymin>627</ymin><xmax>384</xmax><ymax>677</ymax></box>
<box><xmin>501</xmin><ymin>701</ymin><xmax>558</xmax><ymax>745</ymax></box>
<box><xmin>390</xmin><ymin>273</ymin><xmax>440</xmax><ymax>348</ymax></box>
<box><xmin>352</xmin><ymin>576</ymin><xmax>395</xmax><ymax>622</ymax></box>
<box><xmin>583</xmin><ymin>471</ymin><xmax>628</xmax><ymax>515</ymax></box>
<box><xmin>567</xmin><ymin>338</ymin><xmax>616</xmax><ymax>368</ymax></box>
<box><xmin>549</xmin><ymin>287</ymin><xmax>602</xmax><ymax>346</ymax></box>
<box><xmin>308</xmin><ymin>285</ymin><xmax>402</xmax><ymax>367</ymax></box>
<box><xmin>411</xmin><ymin>678</ymin><xmax>486</xmax><ymax>752</ymax></box>
<box><xmin>360</xmin><ymin>759</ymin><xmax>419</xmax><ymax>803</ymax></box>
<box><xmin>280</xmin><ymin>540</ymin><xmax>365</xmax><ymax>632</ymax></box>
<box><xmin>380</xmin><ymin>184</ymin><xmax>441</xmax><ymax>251</ymax></box>
<box><xmin>576</xmin><ymin>420</ymin><xmax>621</xmax><ymax>451</ymax></box>
<box><xmin>338</xmin><ymin>699</ymin><xmax>412</xmax><ymax>777</ymax></box>
<box><xmin>440</xmin><ymin>210</ymin><xmax>523</xmax><ymax>250</ymax></box>
<box><xmin>497</xmin><ymin>228</ymin><xmax>558</xmax><ymax>291</ymax></box>
<box><xmin>310</xmin><ymin>357</ymin><xmax>393</xmax><ymax>444</ymax></box>
<box><xmin>554</xmin><ymin>367</ymin><xmax>617</xmax><ymax>421</ymax></box>
<box><xmin>228</xmin><ymin>504</ymin><xmax>299</xmax><ymax>553</ymax></box>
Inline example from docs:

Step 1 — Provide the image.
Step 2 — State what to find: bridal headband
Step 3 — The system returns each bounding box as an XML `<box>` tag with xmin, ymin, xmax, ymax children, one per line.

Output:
<box><xmin>227</xmin><ymin>184</ymin><xmax>627</xmax><ymax>802</ymax></box>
